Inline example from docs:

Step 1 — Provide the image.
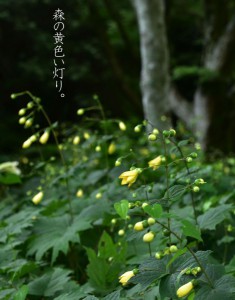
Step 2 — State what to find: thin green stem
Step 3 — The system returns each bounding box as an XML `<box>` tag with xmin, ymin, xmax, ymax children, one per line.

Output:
<box><xmin>155</xmin><ymin>220</ymin><xmax>214</xmax><ymax>288</ymax></box>
<box><xmin>170</xmin><ymin>139</ymin><xmax>197</xmax><ymax>224</ymax></box>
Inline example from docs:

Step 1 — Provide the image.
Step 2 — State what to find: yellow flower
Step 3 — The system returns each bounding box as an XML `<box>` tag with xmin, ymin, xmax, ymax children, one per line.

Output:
<box><xmin>148</xmin><ymin>156</ymin><xmax>162</xmax><ymax>170</ymax></box>
<box><xmin>32</xmin><ymin>191</ymin><xmax>43</xmax><ymax>205</ymax></box>
<box><xmin>39</xmin><ymin>131</ymin><xmax>50</xmax><ymax>144</ymax></box>
<box><xmin>119</xmin><ymin>271</ymin><xmax>135</xmax><ymax>286</ymax></box>
<box><xmin>119</xmin><ymin>169</ymin><xmax>141</xmax><ymax>187</ymax></box>
<box><xmin>177</xmin><ymin>281</ymin><xmax>194</xmax><ymax>298</ymax></box>
<box><xmin>108</xmin><ymin>142</ymin><xmax>116</xmax><ymax>155</ymax></box>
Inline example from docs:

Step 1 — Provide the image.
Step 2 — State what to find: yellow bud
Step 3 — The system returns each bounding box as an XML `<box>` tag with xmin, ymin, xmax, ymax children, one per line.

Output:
<box><xmin>19</xmin><ymin>117</ymin><xmax>26</xmax><ymax>125</ymax></box>
<box><xmin>119</xmin><ymin>121</ymin><xmax>126</xmax><ymax>131</ymax></box>
<box><xmin>119</xmin><ymin>270</ymin><xmax>135</xmax><ymax>286</ymax></box>
<box><xmin>95</xmin><ymin>145</ymin><xmax>101</xmax><ymax>152</ymax></box>
<box><xmin>29</xmin><ymin>135</ymin><xmax>37</xmax><ymax>143</ymax></box>
<box><xmin>134</xmin><ymin>125</ymin><xmax>142</xmax><ymax>133</ymax></box>
<box><xmin>152</xmin><ymin>128</ymin><xmax>159</xmax><ymax>135</ymax></box>
<box><xmin>25</xmin><ymin>119</ymin><xmax>33</xmax><ymax>128</ymax></box>
<box><xmin>18</xmin><ymin>108</ymin><xmax>26</xmax><ymax>116</ymax></box>
<box><xmin>27</xmin><ymin>102</ymin><xmax>34</xmax><ymax>109</ymax></box>
<box><xmin>84</xmin><ymin>132</ymin><xmax>90</xmax><ymax>140</ymax></box>
<box><xmin>118</xmin><ymin>229</ymin><xmax>125</xmax><ymax>236</ymax></box>
<box><xmin>143</xmin><ymin>231</ymin><xmax>155</xmax><ymax>242</ymax></box>
<box><xmin>39</xmin><ymin>131</ymin><xmax>50</xmax><ymax>144</ymax></box>
<box><xmin>73</xmin><ymin>136</ymin><xmax>80</xmax><ymax>145</ymax></box>
<box><xmin>111</xmin><ymin>218</ymin><xmax>117</xmax><ymax>225</ymax></box>
<box><xmin>96</xmin><ymin>192</ymin><xmax>102</xmax><ymax>199</ymax></box>
<box><xmin>176</xmin><ymin>281</ymin><xmax>194</xmax><ymax>298</ymax></box>
<box><xmin>142</xmin><ymin>202</ymin><xmax>149</xmax><ymax>209</ymax></box>
<box><xmin>76</xmin><ymin>189</ymin><xmax>83</xmax><ymax>198</ymax></box>
<box><xmin>108</xmin><ymin>142</ymin><xmax>116</xmax><ymax>155</ymax></box>
<box><xmin>77</xmin><ymin>108</ymin><xmax>85</xmax><ymax>115</ymax></box>
<box><xmin>22</xmin><ymin>139</ymin><xmax>32</xmax><ymax>149</ymax></box>
<box><xmin>169</xmin><ymin>245</ymin><xmax>178</xmax><ymax>253</ymax></box>
<box><xmin>134</xmin><ymin>222</ymin><xmax>144</xmax><ymax>231</ymax></box>
<box><xmin>148</xmin><ymin>134</ymin><xmax>157</xmax><ymax>141</ymax></box>
<box><xmin>32</xmin><ymin>191</ymin><xmax>43</xmax><ymax>205</ymax></box>
<box><xmin>115</xmin><ymin>159</ymin><xmax>121</xmax><ymax>167</ymax></box>
<box><xmin>147</xmin><ymin>218</ymin><xmax>155</xmax><ymax>226</ymax></box>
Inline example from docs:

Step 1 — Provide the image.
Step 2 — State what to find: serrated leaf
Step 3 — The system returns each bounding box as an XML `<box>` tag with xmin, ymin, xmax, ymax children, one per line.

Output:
<box><xmin>181</xmin><ymin>220</ymin><xmax>202</xmax><ymax>241</ymax></box>
<box><xmin>103</xmin><ymin>290</ymin><xmax>120</xmax><ymax>300</ymax></box>
<box><xmin>165</xmin><ymin>185</ymin><xmax>186</xmax><ymax>201</ymax></box>
<box><xmin>198</xmin><ymin>204</ymin><xmax>232</xmax><ymax>230</ymax></box>
<box><xmin>143</xmin><ymin>203</ymin><xmax>162</xmax><ymax>218</ymax></box>
<box><xmin>131</xmin><ymin>257</ymin><xmax>168</xmax><ymax>289</ymax></box>
<box><xmin>28</xmin><ymin>268</ymin><xmax>72</xmax><ymax>297</ymax></box>
<box><xmin>28</xmin><ymin>214</ymin><xmax>91</xmax><ymax>263</ymax></box>
<box><xmin>195</xmin><ymin>275</ymin><xmax>235</xmax><ymax>300</ymax></box>
<box><xmin>114</xmin><ymin>200</ymin><xmax>129</xmax><ymax>219</ymax></box>
<box><xmin>13</xmin><ymin>285</ymin><xmax>28</xmax><ymax>300</ymax></box>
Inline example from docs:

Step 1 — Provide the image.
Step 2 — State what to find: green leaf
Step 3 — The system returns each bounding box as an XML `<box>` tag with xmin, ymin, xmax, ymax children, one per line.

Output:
<box><xmin>13</xmin><ymin>285</ymin><xmax>28</xmax><ymax>300</ymax></box>
<box><xmin>165</xmin><ymin>185</ymin><xmax>186</xmax><ymax>201</ymax></box>
<box><xmin>114</xmin><ymin>200</ymin><xmax>129</xmax><ymax>219</ymax></box>
<box><xmin>28</xmin><ymin>214</ymin><xmax>91</xmax><ymax>263</ymax></box>
<box><xmin>98</xmin><ymin>231</ymin><xmax>116</xmax><ymax>259</ymax></box>
<box><xmin>198</xmin><ymin>204</ymin><xmax>232</xmax><ymax>230</ymax></box>
<box><xmin>131</xmin><ymin>257</ymin><xmax>168</xmax><ymax>289</ymax></box>
<box><xmin>143</xmin><ymin>203</ymin><xmax>162</xmax><ymax>218</ymax></box>
<box><xmin>28</xmin><ymin>268</ymin><xmax>72</xmax><ymax>297</ymax></box>
<box><xmin>181</xmin><ymin>220</ymin><xmax>202</xmax><ymax>241</ymax></box>
<box><xmin>0</xmin><ymin>173</ymin><xmax>21</xmax><ymax>185</ymax></box>
<box><xmin>103</xmin><ymin>290</ymin><xmax>120</xmax><ymax>300</ymax></box>
<box><xmin>195</xmin><ymin>275</ymin><xmax>235</xmax><ymax>300</ymax></box>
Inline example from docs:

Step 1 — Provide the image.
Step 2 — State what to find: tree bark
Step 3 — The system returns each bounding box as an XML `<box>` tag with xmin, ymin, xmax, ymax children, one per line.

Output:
<box><xmin>131</xmin><ymin>0</ymin><xmax>170</xmax><ymax>129</ymax></box>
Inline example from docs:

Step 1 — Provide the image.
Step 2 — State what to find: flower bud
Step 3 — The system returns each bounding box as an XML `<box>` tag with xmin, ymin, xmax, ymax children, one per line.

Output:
<box><xmin>134</xmin><ymin>125</ymin><xmax>142</xmax><ymax>133</ymax></box>
<box><xmin>32</xmin><ymin>191</ymin><xmax>43</xmax><ymax>205</ymax></box>
<box><xmin>147</xmin><ymin>217</ymin><xmax>155</xmax><ymax>226</ymax></box>
<box><xmin>190</xmin><ymin>152</ymin><xmax>198</xmax><ymax>158</ymax></box>
<box><xmin>76</xmin><ymin>189</ymin><xmax>83</xmax><ymax>198</ymax></box>
<box><xmin>115</xmin><ymin>159</ymin><xmax>121</xmax><ymax>167</ymax></box>
<box><xmin>169</xmin><ymin>245</ymin><xmax>178</xmax><ymax>253</ymax></box>
<box><xmin>192</xmin><ymin>186</ymin><xmax>200</xmax><ymax>192</ymax></box>
<box><xmin>77</xmin><ymin>108</ymin><xmax>85</xmax><ymax>115</ymax></box>
<box><xmin>18</xmin><ymin>108</ymin><xmax>26</xmax><ymax>116</ymax></box>
<box><xmin>119</xmin><ymin>121</ymin><xmax>126</xmax><ymax>131</ymax></box>
<box><xmin>19</xmin><ymin>117</ymin><xmax>26</xmax><ymax>125</ymax></box>
<box><xmin>73</xmin><ymin>136</ymin><xmax>80</xmax><ymax>145</ymax></box>
<box><xmin>27</xmin><ymin>102</ymin><xmax>34</xmax><ymax>109</ymax></box>
<box><xmin>25</xmin><ymin>118</ymin><xmax>33</xmax><ymax>128</ymax></box>
<box><xmin>176</xmin><ymin>281</ymin><xmax>194</xmax><ymax>298</ymax></box>
<box><xmin>96</xmin><ymin>192</ymin><xmax>102</xmax><ymax>199</ymax></box>
<box><xmin>169</xmin><ymin>129</ymin><xmax>176</xmax><ymax>136</ymax></box>
<box><xmin>111</xmin><ymin>218</ymin><xmax>117</xmax><ymax>225</ymax></box>
<box><xmin>143</xmin><ymin>231</ymin><xmax>155</xmax><ymax>243</ymax></box>
<box><xmin>108</xmin><ymin>142</ymin><xmax>116</xmax><ymax>155</ymax></box>
<box><xmin>39</xmin><ymin>131</ymin><xmax>50</xmax><ymax>144</ymax></box>
<box><xmin>186</xmin><ymin>157</ymin><xmax>193</xmax><ymax>163</ymax></box>
<box><xmin>148</xmin><ymin>134</ymin><xmax>157</xmax><ymax>141</ymax></box>
<box><xmin>163</xmin><ymin>130</ymin><xmax>170</xmax><ymax>138</ymax></box>
<box><xmin>95</xmin><ymin>145</ymin><xmax>101</xmax><ymax>152</ymax></box>
<box><xmin>155</xmin><ymin>251</ymin><xmax>162</xmax><ymax>259</ymax></box>
<box><xmin>22</xmin><ymin>139</ymin><xmax>32</xmax><ymax>149</ymax></box>
<box><xmin>29</xmin><ymin>135</ymin><xmax>37</xmax><ymax>143</ymax></box>
<box><xmin>11</xmin><ymin>94</ymin><xmax>16</xmax><ymax>99</ymax></box>
<box><xmin>83</xmin><ymin>132</ymin><xmax>90</xmax><ymax>140</ymax></box>
<box><xmin>194</xmin><ymin>178</ymin><xmax>206</xmax><ymax>185</ymax></box>
<box><xmin>142</xmin><ymin>202</ymin><xmax>149</xmax><ymax>209</ymax></box>
<box><xmin>134</xmin><ymin>221</ymin><xmax>144</xmax><ymax>231</ymax></box>
<box><xmin>118</xmin><ymin>229</ymin><xmax>125</xmax><ymax>236</ymax></box>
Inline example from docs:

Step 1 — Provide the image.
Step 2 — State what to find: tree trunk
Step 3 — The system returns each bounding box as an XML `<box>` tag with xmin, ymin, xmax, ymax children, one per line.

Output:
<box><xmin>131</xmin><ymin>0</ymin><xmax>170</xmax><ymax>130</ymax></box>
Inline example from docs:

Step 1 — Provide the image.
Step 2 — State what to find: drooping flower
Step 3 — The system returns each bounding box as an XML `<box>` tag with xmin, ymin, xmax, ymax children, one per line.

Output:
<box><xmin>119</xmin><ymin>270</ymin><xmax>135</xmax><ymax>286</ymax></box>
<box><xmin>0</xmin><ymin>161</ymin><xmax>21</xmax><ymax>175</ymax></box>
<box><xmin>32</xmin><ymin>191</ymin><xmax>43</xmax><ymax>205</ymax></box>
<box><xmin>119</xmin><ymin>169</ymin><xmax>141</xmax><ymax>187</ymax></box>
<box><xmin>148</xmin><ymin>156</ymin><xmax>162</xmax><ymax>170</ymax></box>
<box><xmin>176</xmin><ymin>281</ymin><xmax>194</xmax><ymax>298</ymax></box>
